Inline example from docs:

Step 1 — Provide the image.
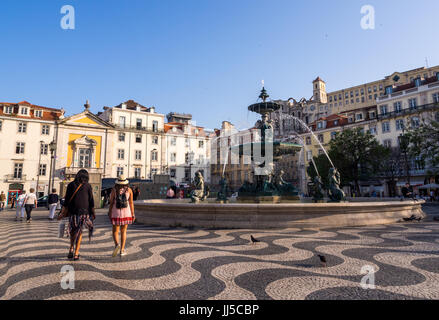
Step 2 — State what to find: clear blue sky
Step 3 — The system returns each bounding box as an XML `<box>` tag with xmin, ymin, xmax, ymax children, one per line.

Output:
<box><xmin>1</xmin><ymin>0</ymin><xmax>438</xmax><ymax>130</ymax></box>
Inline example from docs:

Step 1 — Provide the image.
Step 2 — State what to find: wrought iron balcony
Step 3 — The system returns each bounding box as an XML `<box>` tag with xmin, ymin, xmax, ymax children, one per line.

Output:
<box><xmin>64</xmin><ymin>167</ymin><xmax>104</xmax><ymax>175</ymax></box>
<box><xmin>377</xmin><ymin>102</ymin><xmax>439</xmax><ymax>120</ymax></box>
<box><xmin>115</xmin><ymin>124</ymin><xmax>164</xmax><ymax>133</ymax></box>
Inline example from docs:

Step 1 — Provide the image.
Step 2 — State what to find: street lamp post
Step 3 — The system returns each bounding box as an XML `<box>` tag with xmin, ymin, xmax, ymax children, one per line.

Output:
<box><xmin>48</xmin><ymin>140</ymin><xmax>56</xmax><ymax>193</ymax></box>
<box><xmin>36</xmin><ymin>140</ymin><xmax>44</xmax><ymax>197</ymax></box>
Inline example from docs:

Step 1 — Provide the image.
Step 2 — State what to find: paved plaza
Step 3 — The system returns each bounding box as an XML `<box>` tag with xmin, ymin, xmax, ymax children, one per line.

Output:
<box><xmin>1</xmin><ymin>206</ymin><xmax>439</xmax><ymax>300</ymax></box>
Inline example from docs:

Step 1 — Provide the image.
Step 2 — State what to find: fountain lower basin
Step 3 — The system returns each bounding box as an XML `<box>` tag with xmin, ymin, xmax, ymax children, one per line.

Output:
<box><xmin>134</xmin><ymin>199</ymin><xmax>426</xmax><ymax>229</ymax></box>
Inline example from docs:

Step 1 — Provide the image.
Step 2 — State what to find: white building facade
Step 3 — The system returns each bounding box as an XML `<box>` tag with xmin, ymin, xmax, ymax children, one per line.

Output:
<box><xmin>164</xmin><ymin>113</ymin><xmax>211</xmax><ymax>185</ymax></box>
<box><xmin>0</xmin><ymin>101</ymin><xmax>63</xmax><ymax>201</ymax></box>
<box><xmin>98</xmin><ymin>100</ymin><xmax>166</xmax><ymax>180</ymax></box>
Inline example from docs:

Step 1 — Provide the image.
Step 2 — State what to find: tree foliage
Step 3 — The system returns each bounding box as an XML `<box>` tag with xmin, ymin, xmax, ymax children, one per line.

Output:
<box><xmin>309</xmin><ymin>128</ymin><xmax>389</xmax><ymax>195</ymax></box>
<box><xmin>406</xmin><ymin>120</ymin><xmax>439</xmax><ymax>167</ymax></box>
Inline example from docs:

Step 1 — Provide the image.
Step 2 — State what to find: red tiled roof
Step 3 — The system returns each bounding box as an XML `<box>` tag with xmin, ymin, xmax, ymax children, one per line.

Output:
<box><xmin>0</xmin><ymin>101</ymin><xmax>62</xmax><ymax>121</ymax></box>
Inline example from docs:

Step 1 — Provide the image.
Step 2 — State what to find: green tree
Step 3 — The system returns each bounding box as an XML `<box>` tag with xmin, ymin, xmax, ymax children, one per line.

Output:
<box><xmin>327</xmin><ymin>128</ymin><xmax>389</xmax><ymax>196</ymax></box>
<box><xmin>406</xmin><ymin>120</ymin><xmax>439</xmax><ymax>167</ymax></box>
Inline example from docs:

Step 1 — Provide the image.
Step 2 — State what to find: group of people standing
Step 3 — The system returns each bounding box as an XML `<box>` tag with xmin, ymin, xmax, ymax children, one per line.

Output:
<box><xmin>2</xmin><ymin>170</ymin><xmax>136</xmax><ymax>261</ymax></box>
<box><xmin>59</xmin><ymin>170</ymin><xmax>135</xmax><ymax>261</ymax></box>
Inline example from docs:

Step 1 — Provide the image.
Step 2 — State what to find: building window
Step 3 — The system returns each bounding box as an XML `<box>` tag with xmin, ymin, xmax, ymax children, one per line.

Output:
<box><xmin>152</xmin><ymin>136</ymin><xmax>159</xmax><ymax>144</ymax></box>
<box><xmin>318</xmin><ymin>134</ymin><xmax>324</xmax><ymax>143</ymax></box>
<box><xmin>170</xmin><ymin>137</ymin><xmax>177</xmax><ymax>146</ymax></box>
<box><xmin>170</xmin><ymin>153</ymin><xmax>177</xmax><ymax>162</ymax></box>
<box><xmin>185</xmin><ymin>138</ymin><xmax>190</xmax><ymax>147</ymax></box>
<box><xmin>394</xmin><ymin>102</ymin><xmax>402</xmax><ymax>113</ymax></box>
<box><xmin>396</xmin><ymin>119</ymin><xmax>404</xmax><ymax>131</ymax></box>
<box><xmin>14</xmin><ymin>163</ymin><xmax>23</xmax><ymax>179</ymax></box>
<box><xmin>331</xmin><ymin>132</ymin><xmax>337</xmax><ymax>140</ymax></box>
<box><xmin>136</xmin><ymin>134</ymin><xmax>142</xmax><ymax>143</ymax></box>
<box><xmin>198</xmin><ymin>140</ymin><xmax>204</xmax><ymax>148</ymax></box>
<box><xmin>40</xmin><ymin>143</ymin><xmax>48</xmax><ymax>155</ymax></box>
<box><xmin>435</xmin><ymin>112</ymin><xmax>439</xmax><ymax>122</ymax></box>
<box><xmin>433</xmin><ymin>93</ymin><xmax>439</xmax><ymax>103</ymax></box>
<box><xmin>170</xmin><ymin>169</ymin><xmax>176</xmax><ymax>178</ymax></box>
<box><xmin>119</xmin><ymin>116</ymin><xmax>126</xmax><ymax>128</ymax></box>
<box><xmin>136</xmin><ymin>118</ymin><xmax>142</xmax><ymax>130</ymax></box>
<box><xmin>118</xmin><ymin>149</ymin><xmax>125</xmax><ymax>160</ymax></box>
<box><xmin>117</xmin><ymin>167</ymin><xmax>124</xmax><ymax>177</ymax></box>
<box><xmin>0</xmin><ymin>120</ymin><xmax>2</xmax><ymax>131</ymax></box>
<box><xmin>380</xmin><ymin>105</ymin><xmax>388</xmax><ymax>115</ymax></box>
<box><xmin>134</xmin><ymin>168</ymin><xmax>141</xmax><ymax>179</ymax></box>
<box><xmin>35</xmin><ymin>110</ymin><xmax>43</xmax><ymax>118</ymax></box>
<box><xmin>78</xmin><ymin>148</ymin><xmax>91</xmax><ymax>168</ymax></box>
<box><xmin>39</xmin><ymin>164</ymin><xmax>47</xmax><ymax>176</ymax></box>
<box><xmin>369</xmin><ymin>127</ymin><xmax>377</xmax><ymax>135</ymax></box>
<box><xmin>383</xmin><ymin>140</ymin><xmax>392</xmax><ymax>148</ymax></box>
<box><xmin>41</xmin><ymin>124</ymin><xmax>50</xmax><ymax>135</ymax></box>
<box><xmin>151</xmin><ymin>150</ymin><xmax>158</xmax><ymax>161</ymax></box>
<box><xmin>21</xmin><ymin>107</ymin><xmax>28</xmax><ymax>115</ymax></box>
<box><xmin>16</xmin><ymin>142</ymin><xmax>25</xmax><ymax>154</ymax></box>
<box><xmin>151</xmin><ymin>168</ymin><xmax>158</xmax><ymax>176</ymax></box>
<box><xmin>374</xmin><ymin>86</ymin><xmax>377</xmax><ymax>92</ymax></box>
<box><xmin>306</xmin><ymin>136</ymin><xmax>311</xmax><ymax>145</ymax></box>
<box><xmin>18</xmin><ymin>122</ymin><xmax>27</xmax><ymax>133</ymax></box>
<box><xmin>118</xmin><ymin>132</ymin><xmax>125</xmax><ymax>142</ymax></box>
<box><xmin>382</xmin><ymin>122</ymin><xmax>391</xmax><ymax>133</ymax></box>
<box><xmin>368</xmin><ymin>87</ymin><xmax>372</xmax><ymax>93</ymax></box>
<box><xmin>306</xmin><ymin>151</ymin><xmax>313</xmax><ymax>161</ymax></box>
<box><xmin>4</xmin><ymin>106</ymin><xmax>13</xmax><ymax>114</ymax></box>
<box><xmin>411</xmin><ymin>117</ymin><xmax>420</xmax><ymax>128</ymax></box>
<box><xmin>356</xmin><ymin>113</ymin><xmax>363</xmax><ymax>121</ymax></box>
<box><xmin>135</xmin><ymin>150</ymin><xmax>142</xmax><ymax>160</ymax></box>
<box><xmin>152</xmin><ymin>120</ymin><xmax>158</xmax><ymax>132</ymax></box>
<box><xmin>409</xmin><ymin>98</ymin><xmax>417</xmax><ymax>110</ymax></box>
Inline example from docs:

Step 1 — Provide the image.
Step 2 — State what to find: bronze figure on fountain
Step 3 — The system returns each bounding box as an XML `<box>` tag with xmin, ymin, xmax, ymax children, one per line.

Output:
<box><xmin>191</xmin><ymin>171</ymin><xmax>210</xmax><ymax>203</ymax></box>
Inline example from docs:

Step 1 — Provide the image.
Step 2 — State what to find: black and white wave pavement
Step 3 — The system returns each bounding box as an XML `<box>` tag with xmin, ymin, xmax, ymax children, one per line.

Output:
<box><xmin>1</xmin><ymin>209</ymin><xmax>439</xmax><ymax>300</ymax></box>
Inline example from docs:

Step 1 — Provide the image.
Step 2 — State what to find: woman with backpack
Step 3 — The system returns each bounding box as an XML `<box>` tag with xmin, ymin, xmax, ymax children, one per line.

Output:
<box><xmin>62</xmin><ymin>169</ymin><xmax>95</xmax><ymax>261</ymax></box>
<box><xmin>108</xmin><ymin>175</ymin><xmax>135</xmax><ymax>257</ymax></box>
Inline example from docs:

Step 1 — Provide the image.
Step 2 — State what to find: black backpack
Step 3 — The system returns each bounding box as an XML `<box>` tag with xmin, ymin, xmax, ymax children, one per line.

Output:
<box><xmin>115</xmin><ymin>189</ymin><xmax>128</xmax><ymax>209</ymax></box>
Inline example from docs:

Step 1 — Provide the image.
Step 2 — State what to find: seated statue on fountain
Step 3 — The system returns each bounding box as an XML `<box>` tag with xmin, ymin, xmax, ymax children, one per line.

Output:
<box><xmin>191</xmin><ymin>171</ymin><xmax>209</xmax><ymax>203</ymax></box>
<box><xmin>312</xmin><ymin>175</ymin><xmax>325</xmax><ymax>202</ymax></box>
<box><xmin>216</xmin><ymin>175</ymin><xmax>229</xmax><ymax>202</ymax></box>
<box><xmin>273</xmin><ymin>170</ymin><xmax>296</xmax><ymax>195</ymax></box>
<box><xmin>327</xmin><ymin>168</ymin><xmax>346</xmax><ymax>202</ymax></box>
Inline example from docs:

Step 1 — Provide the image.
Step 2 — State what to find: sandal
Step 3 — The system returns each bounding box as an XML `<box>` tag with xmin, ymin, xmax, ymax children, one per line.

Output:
<box><xmin>68</xmin><ymin>250</ymin><xmax>74</xmax><ymax>259</ymax></box>
<box><xmin>74</xmin><ymin>254</ymin><xmax>80</xmax><ymax>261</ymax></box>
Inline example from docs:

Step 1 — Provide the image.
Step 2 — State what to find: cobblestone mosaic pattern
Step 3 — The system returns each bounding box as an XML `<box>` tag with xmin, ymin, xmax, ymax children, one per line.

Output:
<box><xmin>1</xmin><ymin>207</ymin><xmax>439</xmax><ymax>300</ymax></box>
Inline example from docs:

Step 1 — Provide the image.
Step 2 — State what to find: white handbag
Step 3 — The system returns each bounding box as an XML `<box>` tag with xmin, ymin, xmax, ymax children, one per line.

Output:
<box><xmin>58</xmin><ymin>221</ymin><xmax>66</xmax><ymax>238</ymax></box>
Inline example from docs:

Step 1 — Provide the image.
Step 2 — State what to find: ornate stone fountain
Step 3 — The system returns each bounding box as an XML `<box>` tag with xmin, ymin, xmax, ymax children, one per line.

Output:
<box><xmin>237</xmin><ymin>87</ymin><xmax>302</xmax><ymax>203</ymax></box>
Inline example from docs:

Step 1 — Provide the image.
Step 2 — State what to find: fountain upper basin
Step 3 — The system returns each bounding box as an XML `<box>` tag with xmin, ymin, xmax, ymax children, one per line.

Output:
<box><xmin>134</xmin><ymin>199</ymin><xmax>426</xmax><ymax>229</ymax></box>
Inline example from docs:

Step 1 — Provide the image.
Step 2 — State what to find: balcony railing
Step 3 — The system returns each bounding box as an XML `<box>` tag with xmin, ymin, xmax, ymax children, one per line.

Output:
<box><xmin>64</xmin><ymin>167</ymin><xmax>104</xmax><ymax>175</ymax></box>
<box><xmin>4</xmin><ymin>174</ymin><xmax>27</xmax><ymax>182</ymax></box>
<box><xmin>377</xmin><ymin>102</ymin><xmax>439</xmax><ymax>120</ymax></box>
<box><xmin>115</xmin><ymin>124</ymin><xmax>164</xmax><ymax>133</ymax></box>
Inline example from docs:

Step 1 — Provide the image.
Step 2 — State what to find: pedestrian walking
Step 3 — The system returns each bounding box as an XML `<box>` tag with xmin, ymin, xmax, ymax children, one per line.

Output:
<box><xmin>108</xmin><ymin>175</ymin><xmax>135</xmax><ymax>257</ymax></box>
<box><xmin>10</xmin><ymin>194</ymin><xmax>16</xmax><ymax>209</ymax></box>
<box><xmin>60</xmin><ymin>169</ymin><xmax>95</xmax><ymax>261</ymax></box>
<box><xmin>48</xmin><ymin>189</ymin><xmax>59</xmax><ymax>220</ymax></box>
<box><xmin>24</xmin><ymin>188</ymin><xmax>37</xmax><ymax>223</ymax></box>
<box><xmin>15</xmin><ymin>191</ymin><xmax>26</xmax><ymax>221</ymax></box>
<box><xmin>0</xmin><ymin>191</ymin><xmax>6</xmax><ymax>211</ymax></box>
<box><xmin>133</xmin><ymin>186</ymin><xmax>140</xmax><ymax>201</ymax></box>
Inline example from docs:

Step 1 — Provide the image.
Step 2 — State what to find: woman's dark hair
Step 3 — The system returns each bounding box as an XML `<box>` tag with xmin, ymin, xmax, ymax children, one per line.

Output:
<box><xmin>75</xmin><ymin>169</ymin><xmax>89</xmax><ymax>184</ymax></box>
